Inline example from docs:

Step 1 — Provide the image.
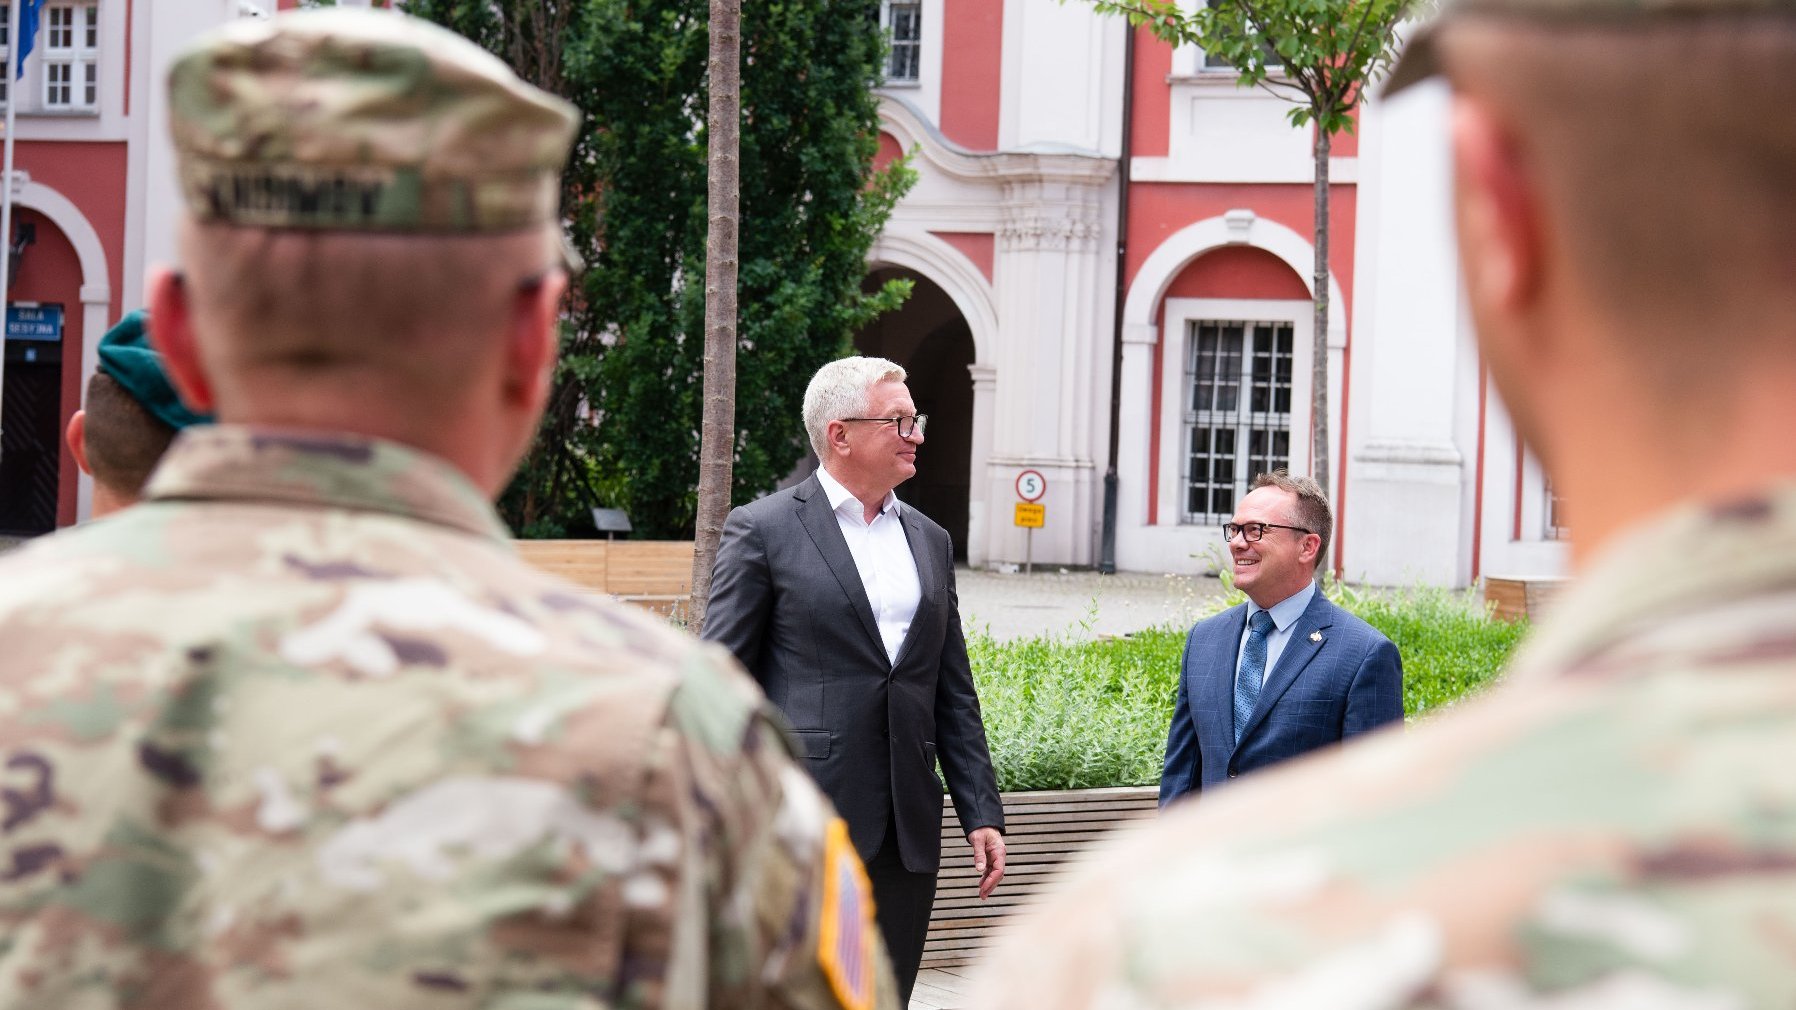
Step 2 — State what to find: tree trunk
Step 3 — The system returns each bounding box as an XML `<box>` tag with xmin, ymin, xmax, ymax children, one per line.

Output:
<box><xmin>688</xmin><ymin>0</ymin><xmax>741</xmax><ymax>633</ymax></box>
<box><xmin>1310</xmin><ymin>125</ymin><xmax>1331</xmax><ymax>529</ymax></box>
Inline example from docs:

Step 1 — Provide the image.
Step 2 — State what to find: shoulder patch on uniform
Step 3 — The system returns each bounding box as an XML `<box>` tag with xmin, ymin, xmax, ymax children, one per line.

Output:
<box><xmin>818</xmin><ymin>818</ymin><xmax>877</xmax><ymax>1010</ymax></box>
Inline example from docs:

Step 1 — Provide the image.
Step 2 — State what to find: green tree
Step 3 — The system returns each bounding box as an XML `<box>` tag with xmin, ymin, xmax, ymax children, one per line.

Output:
<box><xmin>404</xmin><ymin>0</ymin><xmax>912</xmax><ymax>538</ymax></box>
<box><xmin>1087</xmin><ymin>0</ymin><xmax>1412</xmax><ymax>508</ymax></box>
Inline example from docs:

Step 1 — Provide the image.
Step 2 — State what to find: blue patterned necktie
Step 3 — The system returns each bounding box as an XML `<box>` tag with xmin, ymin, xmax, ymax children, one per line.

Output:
<box><xmin>1233</xmin><ymin>610</ymin><xmax>1276</xmax><ymax>744</ymax></box>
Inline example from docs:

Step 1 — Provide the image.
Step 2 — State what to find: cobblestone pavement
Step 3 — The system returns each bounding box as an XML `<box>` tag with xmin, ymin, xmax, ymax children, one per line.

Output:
<box><xmin>955</xmin><ymin>565</ymin><xmax>1228</xmax><ymax>642</ymax></box>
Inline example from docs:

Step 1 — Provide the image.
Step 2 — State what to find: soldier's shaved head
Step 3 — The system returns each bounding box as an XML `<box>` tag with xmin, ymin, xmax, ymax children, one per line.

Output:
<box><xmin>1436</xmin><ymin>17</ymin><xmax>1796</xmax><ymax>399</ymax></box>
<box><xmin>176</xmin><ymin>222</ymin><xmax>560</xmax><ymax>416</ymax></box>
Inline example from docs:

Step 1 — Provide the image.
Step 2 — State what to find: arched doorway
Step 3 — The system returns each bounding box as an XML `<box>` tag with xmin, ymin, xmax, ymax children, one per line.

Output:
<box><xmin>0</xmin><ymin>209</ymin><xmax>86</xmax><ymax>535</ymax></box>
<box><xmin>855</xmin><ymin>267</ymin><xmax>974</xmax><ymax>560</ymax></box>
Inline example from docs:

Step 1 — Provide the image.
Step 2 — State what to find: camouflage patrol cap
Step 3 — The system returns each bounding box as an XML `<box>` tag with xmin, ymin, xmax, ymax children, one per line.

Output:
<box><xmin>167</xmin><ymin>8</ymin><xmax>580</xmax><ymax>233</ymax></box>
<box><xmin>1384</xmin><ymin>0</ymin><xmax>1796</xmax><ymax>95</ymax></box>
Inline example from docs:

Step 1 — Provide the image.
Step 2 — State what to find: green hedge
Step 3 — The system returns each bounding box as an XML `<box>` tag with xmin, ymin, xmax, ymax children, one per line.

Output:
<box><xmin>967</xmin><ymin>584</ymin><xmax>1527</xmax><ymax>792</ymax></box>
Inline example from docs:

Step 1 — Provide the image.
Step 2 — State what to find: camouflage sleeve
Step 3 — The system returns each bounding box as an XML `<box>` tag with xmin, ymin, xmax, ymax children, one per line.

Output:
<box><xmin>629</xmin><ymin>649</ymin><xmax>900</xmax><ymax>1010</ymax></box>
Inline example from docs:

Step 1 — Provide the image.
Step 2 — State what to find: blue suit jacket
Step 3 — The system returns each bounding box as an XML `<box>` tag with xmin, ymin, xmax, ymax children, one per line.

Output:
<box><xmin>1159</xmin><ymin>590</ymin><xmax>1403</xmax><ymax>806</ymax></box>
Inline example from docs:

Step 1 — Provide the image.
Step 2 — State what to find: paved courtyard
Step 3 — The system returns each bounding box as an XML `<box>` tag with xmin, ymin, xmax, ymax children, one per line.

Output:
<box><xmin>955</xmin><ymin>565</ymin><xmax>1229</xmax><ymax>642</ymax></box>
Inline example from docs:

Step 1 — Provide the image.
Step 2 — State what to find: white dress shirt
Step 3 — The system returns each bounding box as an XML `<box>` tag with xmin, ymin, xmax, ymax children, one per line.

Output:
<box><xmin>1235</xmin><ymin>580</ymin><xmax>1317</xmax><ymax>688</ymax></box>
<box><xmin>816</xmin><ymin>467</ymin><xmax>922</xmax><ymax>667</ymax></box>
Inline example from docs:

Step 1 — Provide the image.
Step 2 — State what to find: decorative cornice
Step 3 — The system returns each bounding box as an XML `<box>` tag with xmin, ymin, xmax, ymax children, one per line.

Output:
<box><xmin>999</xmin><ymin>212</ymin><xmax>1103</xmax><ymax>252</ymax></box>
<box><xmin>878</xmin><ymin>95</ymin><xmax>1117</xmax><ymax>190</ymax></box>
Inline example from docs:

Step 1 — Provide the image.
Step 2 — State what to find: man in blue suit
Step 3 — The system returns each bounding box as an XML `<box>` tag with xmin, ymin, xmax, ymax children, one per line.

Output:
<box><xmin>1160</xmin><ymin>472</ymin><xmax>1403</xmax><ymax>805</ymax></box>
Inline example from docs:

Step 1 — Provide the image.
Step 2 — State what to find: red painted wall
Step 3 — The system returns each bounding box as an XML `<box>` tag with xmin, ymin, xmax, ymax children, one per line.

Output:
<box><xmin>940</xmin><ymin>0</ymin><xmax>1003</xmax><ymax>151</ymax></box>
<box><xmin>930</xmin><ymin>231</ymin><xmax>994</xmax><ymax>284</ymax></box>
<box><xmin>1130</xmin><ymin>26</ymin><xmax>1172</xmax><ymax>158</ymax></box>
<box><xmin>875</xmin><ymin>130</ymin><xmax>905</xmax><ymax>174</ymax></box>
<box><xmin>1124</xmin><ymin>182</ymin><xmax>1358</xmax><ymax>310</ymax></box>
<box><xmin>19</xmin><ymin>142</ymin><xmax>128</xmax><ymax>324</ymax></box>
<box><xmin>1163</xmin><ymin>245</ymin><xmax>1309</xmax><ymax>301</ymax></box>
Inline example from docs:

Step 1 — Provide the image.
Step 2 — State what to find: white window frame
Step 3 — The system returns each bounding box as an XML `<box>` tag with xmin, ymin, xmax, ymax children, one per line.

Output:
<box><xmin>42</xmin><ymin>1</ymin><xmax>99</xmax><ymax>113</ymax></box>
<box><xmin>881</xmin><ymin>0</ymin><xmax>922</xmax><ymax>86</ymax></box>
<box><xmin>1180</xmin><ymin>318</ymin><xmax>1298</xmax><ymax>524</ymax></box>
<box><xmin>1155</xmin><ymin>297</ymin><xmax>1315</xmax><ymax>529</ymax></box>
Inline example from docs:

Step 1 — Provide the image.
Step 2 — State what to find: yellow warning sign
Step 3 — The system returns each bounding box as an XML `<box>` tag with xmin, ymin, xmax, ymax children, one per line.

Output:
<box><xmin>1014</xmin><ymin>503</ymin><xmax>1045</xmax><ymax>528</ymax></box>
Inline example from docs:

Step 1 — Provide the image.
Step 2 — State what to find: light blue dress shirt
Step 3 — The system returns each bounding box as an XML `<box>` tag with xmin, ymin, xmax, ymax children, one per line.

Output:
<box><xmin>1235</xmin><ymin>580</ymin><xmax>1317</xmax><ymax>690</ymax></box>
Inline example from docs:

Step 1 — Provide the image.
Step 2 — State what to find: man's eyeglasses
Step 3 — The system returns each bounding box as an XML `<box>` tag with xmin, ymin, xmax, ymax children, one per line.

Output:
<box><xmin>1222</xmin><ymin>521</ymin><xmax>1313</xmax><ymax>543</ymax></box>
<box><xmin>841</xmin><ymin>414</ymin><xmax>928</xmax><ymax>439</ymax></box>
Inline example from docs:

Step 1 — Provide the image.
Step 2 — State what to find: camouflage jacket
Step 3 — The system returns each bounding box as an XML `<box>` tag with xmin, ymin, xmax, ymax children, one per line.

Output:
<box><xmin>0</xmin><ymin>427</ymin><xmax>896</xmax><ymax>1010</ymax></box>
<box><xmin>975</xmin><ymin>485</ymin><xmax>1796</xmax><ymax>1008</ymax></box>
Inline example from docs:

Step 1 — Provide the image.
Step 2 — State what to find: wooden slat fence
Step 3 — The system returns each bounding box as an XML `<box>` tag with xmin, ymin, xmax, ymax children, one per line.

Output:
<box><xmin>515</xmin><ymin>540</ymin><xmax>694</xmax><ymax>618</ymax></box>
<box><xmin>924</xmin><ymin>785</ymin><xmax>1159</xmax><ymax>969</ymax></box>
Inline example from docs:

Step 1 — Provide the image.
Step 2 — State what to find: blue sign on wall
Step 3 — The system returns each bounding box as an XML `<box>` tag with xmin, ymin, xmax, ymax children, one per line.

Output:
<box><xmin>6</xmin><ymin>304</ymin><xmax>65</xmax><ymax>342</ymax></box>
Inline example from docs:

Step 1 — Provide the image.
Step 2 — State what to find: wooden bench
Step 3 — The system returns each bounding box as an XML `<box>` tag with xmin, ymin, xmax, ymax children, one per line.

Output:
<box><xmin>923</xmin><ymin>785</ymin><xmax>1160</xmax><ymax>969</ymax></box>
<box><xmin>514</xmin><ymin>539</ymin><xmax>695</xmax><ymax>618</ymax></box>
<box><xmin>1482</xmin><ymin>576</ymin><xmax>1567</xmax><ymax>623</ymax></box>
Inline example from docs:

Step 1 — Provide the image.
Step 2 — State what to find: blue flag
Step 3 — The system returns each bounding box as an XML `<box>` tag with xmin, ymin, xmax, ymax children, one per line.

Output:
<box><xmin>15</xmin><ymin>0</ymin><xmax>45</xmax><ymax>81</ymax></box>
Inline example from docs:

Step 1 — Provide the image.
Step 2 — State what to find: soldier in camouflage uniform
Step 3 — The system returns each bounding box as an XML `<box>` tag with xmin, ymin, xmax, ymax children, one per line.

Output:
<box><xmin>974</xmin><ymin>0</ymin><xmax>1796</xmax><ymax>1005</ymax></box>
<box><xmin>0</xmin><ymin>10</ymin><xmax>896</xmax><ymax>1009</ymax></box>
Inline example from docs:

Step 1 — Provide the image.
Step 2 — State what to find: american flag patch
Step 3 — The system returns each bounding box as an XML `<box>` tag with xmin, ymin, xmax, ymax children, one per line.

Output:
<box><xmin>817</xmin><ymin>818</ymin><xmax>877</xmax><ymax>1010</ymax></box>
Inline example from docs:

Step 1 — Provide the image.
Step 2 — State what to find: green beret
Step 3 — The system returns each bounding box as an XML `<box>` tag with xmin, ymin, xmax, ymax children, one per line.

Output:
<box><xmin>1385</xmin><ymin>0</ymin><xmax>1796</xmax><ymax>95</ymax></box>
<box><xmin>95</xmin><ymin>311</ymin><xmax>212</xmax><ymax>431</ymax></box>
<box><xmin>166</xmin><ymin>9</ymin><xmax>580</xmax><ymax>233</ymax></box>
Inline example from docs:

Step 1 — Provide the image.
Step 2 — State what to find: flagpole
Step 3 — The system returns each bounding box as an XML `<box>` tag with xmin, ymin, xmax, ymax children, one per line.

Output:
<box><xmin>0</xmin><ymin>0</ymin><xmax>21</xmax><ymax>456</ymax></box>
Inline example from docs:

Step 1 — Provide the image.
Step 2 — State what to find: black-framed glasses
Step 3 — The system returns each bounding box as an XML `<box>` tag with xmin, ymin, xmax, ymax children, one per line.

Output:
<box><xmin>841</xmin><ymin>414</ymin><xmax>928</xmax><ymax>439</ymax></box>
<box><xmin>1222</xmin><ymin>521</ymin><xmax>1313</xmax><ymax>543</ymax></box>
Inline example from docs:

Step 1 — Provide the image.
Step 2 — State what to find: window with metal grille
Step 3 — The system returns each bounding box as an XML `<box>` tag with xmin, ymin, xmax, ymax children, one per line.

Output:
<box><xmin>1182</xmin><ymin>319</ymin><xmax>1294</xmax><ymax>524</ymax></box>
<box><xmin>0</xmin><ymin>16</ymin><xmax>9</xmax><ymax>109</ymax></box>
<box><xmin>883</xmin><ymin>0</ymin><xmax>921</xmax><ymax>84</ymax></box>
<box><xmin>43</xmin><ymin>2</ymin><xmax>98</xmax><ymax>112</ymax></box>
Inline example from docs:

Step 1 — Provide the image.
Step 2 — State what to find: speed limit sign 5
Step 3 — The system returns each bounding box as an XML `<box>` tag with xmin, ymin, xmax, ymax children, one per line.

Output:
<box><xmin>1015</xmin><ymin>469</ymin><xmax>1047</xmax><ymax>502</ymax></box>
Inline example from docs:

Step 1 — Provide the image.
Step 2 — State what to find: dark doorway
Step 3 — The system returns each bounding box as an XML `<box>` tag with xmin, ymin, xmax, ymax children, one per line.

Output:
<box><xmin>0</xmin><ymin>326</ymin><xmax>64</xmax><ymax>535</ymax></box>
<box><xmin>855</xmin><ymin>268</ymin><xmax>974</xmax><ymax>560</ymax></box>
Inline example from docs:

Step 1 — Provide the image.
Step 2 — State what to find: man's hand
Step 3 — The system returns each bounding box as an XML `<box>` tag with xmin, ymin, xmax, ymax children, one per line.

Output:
<box><xmin>968</xmin><ymin>826</ymin><xmax>1006</xmax><ymax>899</ymax></box>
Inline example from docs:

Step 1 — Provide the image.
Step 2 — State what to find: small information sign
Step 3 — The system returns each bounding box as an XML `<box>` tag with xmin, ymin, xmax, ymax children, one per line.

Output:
<box><xmin>1014</xmin><ymin>503</ymin><xmax>1045</xmax><ymax>528</ymax></box>
<box><xmin>5</xmin><ymin>304</ymin><xmax>64</xmax><ymax>342</ymax></box>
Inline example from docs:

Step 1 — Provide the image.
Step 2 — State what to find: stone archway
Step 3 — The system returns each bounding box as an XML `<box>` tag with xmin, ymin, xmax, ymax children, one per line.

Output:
<box><xmin>854</xmin><ymin>267</ymin><xmax>976</xmax><ymax>560</ymax></box>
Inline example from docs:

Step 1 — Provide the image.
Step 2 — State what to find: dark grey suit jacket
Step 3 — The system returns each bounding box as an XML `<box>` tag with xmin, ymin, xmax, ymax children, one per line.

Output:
<box><xmin>702</xmin><ymin>473</ymin><xmax>1004</xmax><ymax>873</ymax></box>
<box><xmin>1159</xmin><ymin>590</ymin><xmax>1403</xmax><ymax>806</ymax></box>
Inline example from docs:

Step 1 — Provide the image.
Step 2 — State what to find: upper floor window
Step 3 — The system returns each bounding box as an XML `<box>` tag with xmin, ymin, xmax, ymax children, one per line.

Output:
<box><xmin>0</xmin><ymin>17</ymin><xmax>11</xmax><ymax>109</ymax></box>
<box><xmin>43</xmin><ymin>2</ymin><xmax>99</xmax><ymax>111</ymax></box>
<box><xmin>1199</xmin><ymin>0</ymin><xmax>1282</xmax><ymax>74</ymax></box>
<box><xmin>882</xmin><ymin>0</ymin><xmax>921</xmax><ymax>85</ymax></box>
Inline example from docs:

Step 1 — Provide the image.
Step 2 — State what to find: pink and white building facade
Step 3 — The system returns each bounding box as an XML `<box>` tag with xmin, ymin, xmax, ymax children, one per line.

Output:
<box><xmin>858</xmin><ymin>0</ymin><xmax>1568</xmax><ymax>587</ymax></box>
<box><xmin>0</xmin><ymin>0</ymin><xmax>1568</xmax><ymax>588</ymax></box>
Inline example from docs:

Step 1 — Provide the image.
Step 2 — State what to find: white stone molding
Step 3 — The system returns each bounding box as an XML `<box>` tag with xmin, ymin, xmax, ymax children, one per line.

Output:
<box><xmin>866</xmin><ymin>228</ymin><xmax>999</xmax><ymax>366</ymax></box>
<box><xmin>1120</xmin><ymin>210</ymin><xmax>1346</xmax><ymax>347</ymax></box>
<box><xmin>879</xmin><ymin>96</ymin><xmax>1116</xmax><ymax>189</ymax></box>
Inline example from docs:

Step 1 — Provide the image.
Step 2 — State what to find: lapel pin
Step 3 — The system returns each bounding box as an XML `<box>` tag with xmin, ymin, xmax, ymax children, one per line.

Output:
<box><xmin>1309</xmin><ymin>631</ymin><xmax>1323</xmax><ymax>643</ymax></box>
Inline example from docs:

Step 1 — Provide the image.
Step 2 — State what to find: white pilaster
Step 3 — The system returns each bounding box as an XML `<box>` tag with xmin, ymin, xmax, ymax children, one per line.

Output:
<box><xmin>981</xmin><ymin>155</ymin><xmax>1114</xmax><ymax>568</ymax></box>
<box><xmin>1342</xmin><ymin>81</ymin><xmax>1477</xmax><ymax>586</ymax></box>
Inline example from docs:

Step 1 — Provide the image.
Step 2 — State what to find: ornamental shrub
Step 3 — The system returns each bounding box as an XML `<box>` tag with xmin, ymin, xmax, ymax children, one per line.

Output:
<box><xmin>968</xmin><ymin>585</ymin><xmax>1527</xmax><ymax>792</ymax></box>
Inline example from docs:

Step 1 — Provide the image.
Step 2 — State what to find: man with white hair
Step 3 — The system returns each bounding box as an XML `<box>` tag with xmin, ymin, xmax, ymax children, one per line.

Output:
<box><xmin>705</xmin><ymin>355</ymin><xmax>1007</xmax><ymax>1003</ymax></box>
